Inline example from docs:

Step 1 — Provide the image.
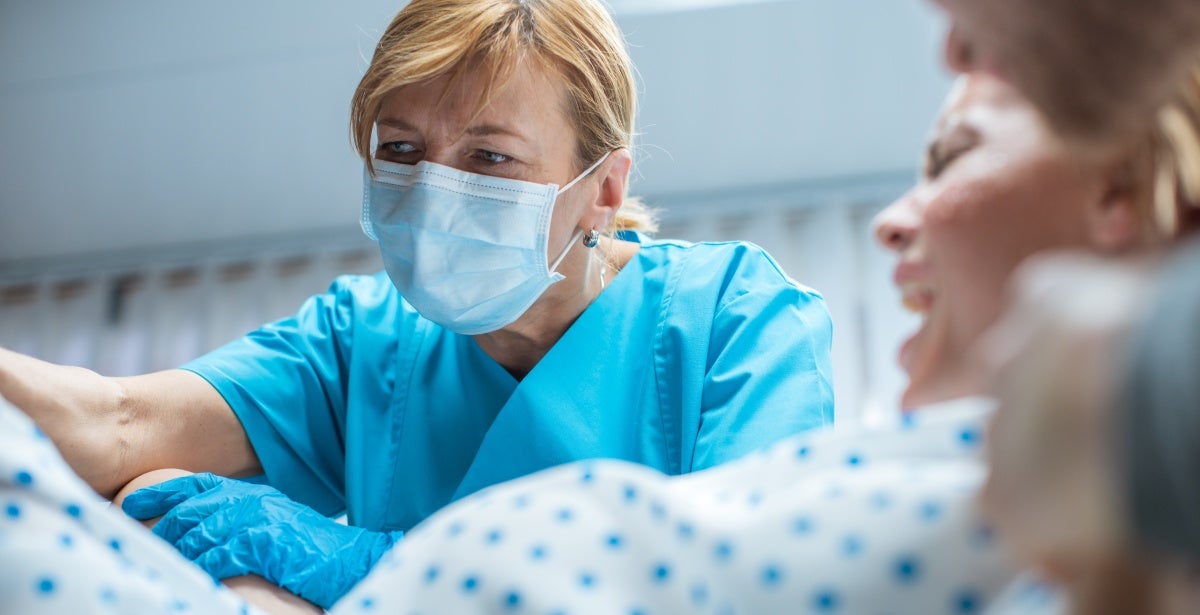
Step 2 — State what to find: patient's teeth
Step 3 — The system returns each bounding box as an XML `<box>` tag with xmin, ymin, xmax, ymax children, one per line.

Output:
<box><xmin>899</xmin><ymin>283</ymin><xmax>934</xmax><ymax>314</ymax></box>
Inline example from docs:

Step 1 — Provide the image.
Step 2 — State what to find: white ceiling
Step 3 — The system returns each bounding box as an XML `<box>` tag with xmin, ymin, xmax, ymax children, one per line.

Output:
<box><xmin>0</xmin><ymin>0</ymin><xmax>950</xmax><ymax>267</ymax></box>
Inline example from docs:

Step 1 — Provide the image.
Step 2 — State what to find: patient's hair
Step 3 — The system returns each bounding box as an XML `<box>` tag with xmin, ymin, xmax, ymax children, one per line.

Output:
<box><xmin>989</xmin><ymin>0</ymin><xmax>1200</xmax><ymax>146</ymax></box>
<box><xmin>1148</xmin><ymin>65</ymin><xmax>1200</xmax><ymax>237</ymax></box>
<box><xmin>350</xmin><ymin>0</ymin><xmax>656</xmax><ymax>234</ymax></box>
<box><xmin>1119</xmin><ymin>65</ymin><xmax>1200</xmax><ymax>242</ymax></box>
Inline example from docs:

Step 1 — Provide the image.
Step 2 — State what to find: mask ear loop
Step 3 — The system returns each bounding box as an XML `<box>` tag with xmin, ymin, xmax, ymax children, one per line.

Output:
<box><xmin>552</xmin><ymin>151</ymin><xmax>612</xmax><ymax>282</ymax></box>
<box><xmin>558</xmin><ymin>151</ymin><xmax>612</xmax><ymax>194</ymax></box>
<box><xmin>547</xmin><ymin>228</ymin><xmax>584</xmax><ymax>275</ymax></box>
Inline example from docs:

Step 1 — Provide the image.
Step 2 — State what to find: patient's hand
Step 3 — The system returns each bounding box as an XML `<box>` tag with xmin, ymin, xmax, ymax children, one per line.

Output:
<box><xmin>114</xmin><ymin>469</ymin><xmax>323</xmax><ymax>615</ymax></box>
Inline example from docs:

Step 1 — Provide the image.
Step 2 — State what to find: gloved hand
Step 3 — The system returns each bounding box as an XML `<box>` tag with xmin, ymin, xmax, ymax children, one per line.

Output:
<box><xmin>121</xmin><ymin>473</ymin><xmax>402</xmax><ymax>609</ymax></box>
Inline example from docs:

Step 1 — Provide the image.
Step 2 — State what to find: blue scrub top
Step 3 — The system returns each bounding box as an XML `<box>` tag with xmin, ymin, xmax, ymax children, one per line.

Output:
<box><xmin>182</xmin><ymin>239</ymin><xmax>834</xmax><ymax>532</ymax></box>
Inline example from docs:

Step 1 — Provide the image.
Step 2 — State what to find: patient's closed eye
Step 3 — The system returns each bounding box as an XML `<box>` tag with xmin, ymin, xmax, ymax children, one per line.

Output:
<box><xmin>925</xmin><ymin>127</ymin><xmax>979</xmax><ymax>179</ymax></box>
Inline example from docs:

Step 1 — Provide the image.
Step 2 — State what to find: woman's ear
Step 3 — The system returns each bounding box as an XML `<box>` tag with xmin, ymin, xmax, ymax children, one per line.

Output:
<box><xmin>583</xmin><ymin>148</ymin><xmax>632</xmax><ymax>231</ymax></box>
<box><xmin>1088</xmin><ymin>163</ymin><xmax>1142</xmax><ymax>251</ymax></box>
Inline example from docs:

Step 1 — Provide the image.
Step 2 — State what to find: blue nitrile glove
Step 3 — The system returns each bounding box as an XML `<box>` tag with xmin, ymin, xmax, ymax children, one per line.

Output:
<box><xmin>121</xmin><ymin>473</ymin><xmax>402</xmax><ymax>609</ymax></box>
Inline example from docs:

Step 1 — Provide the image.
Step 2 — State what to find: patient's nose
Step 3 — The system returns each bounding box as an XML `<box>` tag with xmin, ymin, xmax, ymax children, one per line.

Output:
<box><xmin>873</xmin><ymin>192</ymin><xmax>920</xmax><ymax>253</ymax></box>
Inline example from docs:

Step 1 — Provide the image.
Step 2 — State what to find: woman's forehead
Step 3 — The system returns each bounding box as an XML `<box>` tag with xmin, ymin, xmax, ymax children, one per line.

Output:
<box><xmin>379</xmin><ymin>59</ymin><xmax>568</xmax><ymax>131</ymax></box>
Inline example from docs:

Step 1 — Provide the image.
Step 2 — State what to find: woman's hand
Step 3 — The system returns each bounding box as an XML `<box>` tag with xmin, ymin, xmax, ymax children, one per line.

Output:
<box><xmin>121</xmin><ymin>473</ymin><xmax>402</xmax><ymax>610</ymax></box>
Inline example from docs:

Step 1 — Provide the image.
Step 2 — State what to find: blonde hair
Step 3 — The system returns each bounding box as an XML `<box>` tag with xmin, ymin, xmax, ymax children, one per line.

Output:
<box><xmin>350</xmin><ymin>0</ymin><xmax>657</xmax><ymax>234</ymax></box>
<box><xmin>1147</xmin><ymin>62</ymin><xmax>1200</xmax><ymax>238</ymax></box>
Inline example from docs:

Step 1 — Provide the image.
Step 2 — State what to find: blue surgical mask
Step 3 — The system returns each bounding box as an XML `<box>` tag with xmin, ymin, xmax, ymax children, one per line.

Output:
<box><xmin>362</xmin><ymin>154</ymin><xmax>609</xmax><ymax>335</ymax></box>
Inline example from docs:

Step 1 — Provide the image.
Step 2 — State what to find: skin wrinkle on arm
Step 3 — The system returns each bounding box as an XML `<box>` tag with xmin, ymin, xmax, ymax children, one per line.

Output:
<box><xmin>0</xmin><ymin>347</ymin><xmax>260</xmax><ymax>499</ymax></box>
<box><xmin>116</xmin><ymin>370</ymin><xmax>263</xmax><ymax>488</ymax></box>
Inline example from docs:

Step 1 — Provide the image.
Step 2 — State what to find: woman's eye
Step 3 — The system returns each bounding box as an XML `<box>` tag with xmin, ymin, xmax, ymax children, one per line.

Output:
<box><xmin>382</xmin><ymin>142</ymin><xmax>417</xmax><ymax>155</ymax></box>
<box><xmin>475</xmin><ymin>149</ymin><xmax>511</xmax><ymax>164</ymax></box>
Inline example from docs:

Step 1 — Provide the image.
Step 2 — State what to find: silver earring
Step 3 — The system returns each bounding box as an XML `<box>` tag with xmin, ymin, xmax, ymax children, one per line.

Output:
<box><xmin>583</xmin><ymin>229</ymin><xmax>600</xmax><ymax>248</ymax></box>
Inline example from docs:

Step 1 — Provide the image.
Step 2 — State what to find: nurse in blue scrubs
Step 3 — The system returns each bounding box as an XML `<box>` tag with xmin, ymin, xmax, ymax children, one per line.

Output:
<box><xmin>0</xmin><ymin>0</ymin><xmax>830</xmax><ymax>608</ymax></box>
<box><xmin>170</xmin><ymin>0</ymin><xmax>833</xmax><ymax>533</ymax></box>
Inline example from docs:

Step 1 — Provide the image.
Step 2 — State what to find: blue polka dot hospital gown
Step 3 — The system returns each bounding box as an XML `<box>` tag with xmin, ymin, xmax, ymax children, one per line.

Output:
<box><xmin>0</xmin><ymin>394</ymin><xmax>1067</xmax><ymax>614</ymax></box>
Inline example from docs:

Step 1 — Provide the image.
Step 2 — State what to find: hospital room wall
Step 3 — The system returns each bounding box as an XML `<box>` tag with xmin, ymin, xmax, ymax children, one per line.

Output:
<box><xmin>0</xmin><ymin>188</ymin><xmax>915</xmax><ymax>425</ymax></box>
<box><xmin>0</xmin><ymin>0</ymin><xmax>945</xmax><ymax>423</ymax></box>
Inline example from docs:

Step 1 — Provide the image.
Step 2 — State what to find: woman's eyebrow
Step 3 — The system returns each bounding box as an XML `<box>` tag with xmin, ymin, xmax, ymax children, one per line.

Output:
<box><xmin>377</xmin><ymin>118</ymin><xmax>419</xmax><ymax>131</ymax></box>
<box><xmin>465</xmin><ymin>123</ymin><xmax>533</xmax><ymax>144</ymax></box>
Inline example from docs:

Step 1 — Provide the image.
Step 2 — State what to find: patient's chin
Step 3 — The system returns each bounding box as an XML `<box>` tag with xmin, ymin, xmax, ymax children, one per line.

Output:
<box><xmin>112</xmin><ymin>468</ymin><xmax>193</xmax><ymax>528</ymax></box>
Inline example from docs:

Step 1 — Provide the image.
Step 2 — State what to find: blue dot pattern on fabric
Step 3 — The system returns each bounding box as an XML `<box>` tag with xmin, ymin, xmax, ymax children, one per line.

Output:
<box><xmin>649</xmin><ymin>500</ymin><xmax>666</xmax><ymax>520</ymax></box>
<box><xmin>462</xmin><ymin>575</ymin><xmax>481</xmax><ymax>593</ymax></box>
<box><xmin>15</xmin><ymin>470</ymin><xmax>34</xmax><ymax>487</ymax></box>
<box><xmin>895</xmin><ymin>556</ymin><xmax>922</xmax><ymax>583</ymax></box>
<box><xmin>814</xmin><ymin>588</ymin><xmax>840</xmax><ymax>612</ymax></box>
<box><xmin>64</xmin><ymin>503</ymin><xmax>83</xmax><ymax>519</ymax></box>
<box><xmin>504</xmin><ymin>591</ymin><xmax>521</xmax><ymax>610</ymax></box>
<box><xmin>36</xmin><ymin>576</ymin><xmax>56</xmax><ymax>596</ymax></box>
<box><xmin>920</xmin><ymin>501</ymin><xmax>944</xmax><ymax>522</ymax></box>
<box><xmin>955</xmin><ymin>588</ymin><xmax>981</xmax><ymax>613</ymax></box>
<box><xmin>0</xmin><ymin>396</ymin><xmax>1017</xmax><ymax>614</ymax></box>
<box><xmin>714</xmin><ymin>541</ymin><xmax>734</xmax><ymax>562</ymax></box>
<box><xmin>870</xmin><ymin>491</ymin><xmax>892</xmax><ymax>510</ymax></box>
<box><xmin>842</xmin><ymin>535</ymin><xmax>864</xmax><ymax>557</ymax></box>
<box><xmin>5</xmin><ymin>502</ymin><xmax>20</xmax><ymax>519</ymax></box>
<box><xmin>761</xmin><ymin>564</ymin><xmax>783</xmax><ymax>587</ymax></box>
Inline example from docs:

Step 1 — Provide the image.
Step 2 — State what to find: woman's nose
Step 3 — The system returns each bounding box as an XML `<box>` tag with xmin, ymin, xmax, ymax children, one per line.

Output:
<box><xmin>873</xmin><ymin>194</ymin><xmax>920</xmax><ymax>253</ymax></box>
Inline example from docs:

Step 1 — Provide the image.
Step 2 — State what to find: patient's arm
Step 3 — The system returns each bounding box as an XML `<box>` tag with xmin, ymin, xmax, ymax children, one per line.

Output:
<box><xmin>114</xmin><ymin>469</ymin><xmax>322</xmax><ymax>615</ymax></box>
<box><xmin>0</xmin><ymin>347</ymin><xmax>260</xmax><ymax>499</ymax></box>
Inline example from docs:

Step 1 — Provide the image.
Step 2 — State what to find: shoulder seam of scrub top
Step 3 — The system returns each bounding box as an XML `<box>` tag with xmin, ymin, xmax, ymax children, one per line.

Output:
<box><xmin>650</xmin><ymin>241</ymin><xmax>693</xmax><ymax>476</ymax></box>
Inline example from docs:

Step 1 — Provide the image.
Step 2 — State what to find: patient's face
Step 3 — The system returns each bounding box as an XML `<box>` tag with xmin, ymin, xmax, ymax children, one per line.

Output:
<box><xmin>874</xmin><ymin>75</ymin><xmax>1106</xmax><ymax>408</ymax></box>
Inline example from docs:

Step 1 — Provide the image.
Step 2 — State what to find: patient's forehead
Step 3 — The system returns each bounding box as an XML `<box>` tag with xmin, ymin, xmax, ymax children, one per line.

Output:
<box><xmin>931</xmin><ymin>74</ymin><xmax>1042</xmax><ymax>141</ymax></box>
<box><xmin>942</xmin><ymin>75</ymin><xmax>1025</xmax><ymax>120</ymax></box>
